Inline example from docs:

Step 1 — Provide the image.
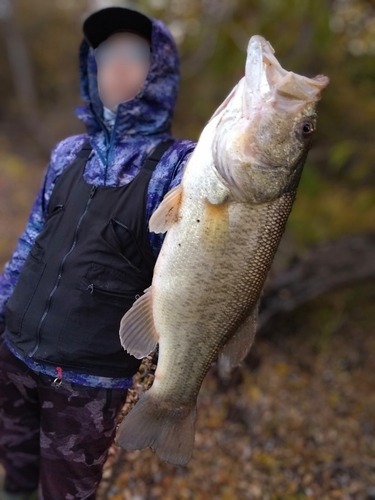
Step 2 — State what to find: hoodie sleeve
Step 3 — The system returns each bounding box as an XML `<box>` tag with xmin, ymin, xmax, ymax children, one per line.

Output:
<box><xmin>147</xmin><ymin>139</ymin><xmax>197</xmax><ymax>258</ymax></box>
<box><xmin>0</xmin><ymin>167</ymin><xmax>50</xmax><ymax>326</ymax></box>
<box><xmin>168</xmin><ymin>144</ymin><xmax>195</xmax><ymax>191</ymax></box>
<box><xmin>0</xmin><ymin>134</ymin><xmax>87</xmax><ymax>327</ymax></box>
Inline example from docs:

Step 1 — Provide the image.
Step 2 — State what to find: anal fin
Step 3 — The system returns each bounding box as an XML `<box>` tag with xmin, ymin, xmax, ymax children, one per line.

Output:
<box><xmin>218</xmin><ymin>301</ymin><xmax>260</xmax><ymax>378</ymax></box>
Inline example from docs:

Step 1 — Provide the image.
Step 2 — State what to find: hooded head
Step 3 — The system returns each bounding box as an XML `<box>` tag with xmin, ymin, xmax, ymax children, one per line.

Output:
<box><xmin>75</xmin><ymin>7</ymin><xmax>180</xmax><ymax>142</ymax></box>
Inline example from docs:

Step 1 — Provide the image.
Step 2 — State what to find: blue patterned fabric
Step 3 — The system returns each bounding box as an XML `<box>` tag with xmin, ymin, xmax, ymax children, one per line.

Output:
<box><xmin>0</xmin><ymin>16</ymin><xmax>196</xmax><ymax>388</ymax></box>
<box><xmin>3</xmin><ymin>335</ymin><xmax>135</xmax><ymax>389</ymax></box>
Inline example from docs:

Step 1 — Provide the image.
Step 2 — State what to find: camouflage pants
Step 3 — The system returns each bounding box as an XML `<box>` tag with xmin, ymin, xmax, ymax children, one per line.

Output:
<box><xmin>0</xmin><ymin>336</ymin><xmax>129</xmax><ymax>499</ymax></box>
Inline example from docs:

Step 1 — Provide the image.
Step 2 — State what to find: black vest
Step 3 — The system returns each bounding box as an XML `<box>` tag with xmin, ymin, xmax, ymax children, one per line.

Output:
<box><xmin>5</xmin><ymin>140</ymin><xmax>172</xmax><ymax>378</ymax></box>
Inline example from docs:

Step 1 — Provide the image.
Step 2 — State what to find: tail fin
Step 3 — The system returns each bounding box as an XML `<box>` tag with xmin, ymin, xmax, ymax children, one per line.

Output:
<box><xmin>115</xmin><ymin>390</ymin><xmax>197</xmax><ymax>466</ymax></box>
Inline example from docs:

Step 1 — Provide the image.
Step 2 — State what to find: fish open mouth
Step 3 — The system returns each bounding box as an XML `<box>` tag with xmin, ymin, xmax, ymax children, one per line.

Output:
<box><xmin>245</xmin><ymin>35</ymin><xmax>329</xmax><ymax>112</ymax></box>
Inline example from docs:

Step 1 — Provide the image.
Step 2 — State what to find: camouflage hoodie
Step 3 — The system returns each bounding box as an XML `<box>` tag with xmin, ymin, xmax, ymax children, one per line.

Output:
<box><xmin>0</xmin><ymin>15</ymin><xmax>196</xmax><ymax>387</ymax></box>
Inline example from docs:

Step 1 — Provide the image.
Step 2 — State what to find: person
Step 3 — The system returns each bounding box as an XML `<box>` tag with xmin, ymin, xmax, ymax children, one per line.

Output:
<box><xmin>0</xmin><ymin>6</ymin><xmax>196</xmax><ymax>500</ymax></box>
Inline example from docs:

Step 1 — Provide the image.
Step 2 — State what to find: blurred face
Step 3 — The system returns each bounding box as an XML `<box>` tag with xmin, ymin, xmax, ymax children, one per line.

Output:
<box><xmin>95</xmin><ymin>32</ymin><xmax>151</xmax><ymax>112</ymax></box>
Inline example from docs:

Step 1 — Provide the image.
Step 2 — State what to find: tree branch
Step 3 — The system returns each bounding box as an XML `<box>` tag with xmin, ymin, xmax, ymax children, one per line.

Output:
<box><xmin>258</xmin><ymin>232</ymin><xmax>375</xmax><ymax>332</ymax></box>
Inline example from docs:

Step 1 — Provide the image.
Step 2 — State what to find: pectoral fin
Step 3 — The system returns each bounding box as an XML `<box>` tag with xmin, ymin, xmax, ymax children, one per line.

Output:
<box><xmin>218</xmin><ymin>301</ymin><xmax>260</xmax><ymax>377</ymax></box>
<box><xmin>149</xmin><ymin>185</ymin><xmax>183</xmax><ymax>234</ymax></box>
<box><xmin>119</xmin><ymin>286</ymin><xmax>159</xmax><ymax>359</ymax></box>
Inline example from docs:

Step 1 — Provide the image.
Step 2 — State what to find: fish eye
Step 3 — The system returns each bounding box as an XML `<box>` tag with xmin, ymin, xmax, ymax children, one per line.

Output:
<box><xmin>299</xmin><ymin>118</ymin><xmax>316</xmax><ymax>140</ymax></box>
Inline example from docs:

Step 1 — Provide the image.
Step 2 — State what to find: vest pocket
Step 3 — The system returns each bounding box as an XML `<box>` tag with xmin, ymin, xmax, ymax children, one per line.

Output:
<box><xmin>45</xmin><ymin>203</ymin><xmax>65</xmax><ymax>222</ymax></box>
<box><xmin>5</xmin><ymin>243</ymin><xmax>46</xmax><ymax>336</ymax></box>
<box><xmin>57</xmin><ymin>263</ymin><xmax>145</xmax><ymax>361</ymax></box>
<box><xmin>100</xmin><ymin>218</ymin><xmax>147</xmax><ymax>273</ymax></box>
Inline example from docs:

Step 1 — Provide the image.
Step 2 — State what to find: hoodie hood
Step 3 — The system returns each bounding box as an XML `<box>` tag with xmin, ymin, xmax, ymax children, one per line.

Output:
<box><xmin>75</xmin><ymin>16</ymin><xmax>179</xmax><ymax>142</ymax></box>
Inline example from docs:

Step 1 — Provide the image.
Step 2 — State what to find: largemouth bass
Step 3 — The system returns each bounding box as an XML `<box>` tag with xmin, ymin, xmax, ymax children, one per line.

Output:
<box><xmin>116</xmin><ymin>35</ymin><xmax>329</xmax><ymax>466</ymax></box>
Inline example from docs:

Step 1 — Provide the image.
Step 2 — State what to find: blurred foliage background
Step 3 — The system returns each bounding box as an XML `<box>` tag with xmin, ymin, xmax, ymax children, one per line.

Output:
<box><xmin>0</xmin><ymin>1</ymin><xmax>374</xmax><ymax>499</ymax></box>
<box><xmin>0</xmin><ymin>0</ymin><xmax>375</xmax><ymax>255</ymax></box>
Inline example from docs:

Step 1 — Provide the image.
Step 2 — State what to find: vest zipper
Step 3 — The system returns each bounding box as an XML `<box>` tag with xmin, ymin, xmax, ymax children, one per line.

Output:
<box><xmin>27</xmin><ymin>184</ymin><xmax>97</xmax><ymax>358</ymax></box>
<box><xmin>92</xmin><ymin>107</ymin><xmax>119</xmax><ymax>186</ymax></box>
<box><xmin>105</xmin><ymin>110</ymin><xmax>119</xmax><ymax>182</ymax></box>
